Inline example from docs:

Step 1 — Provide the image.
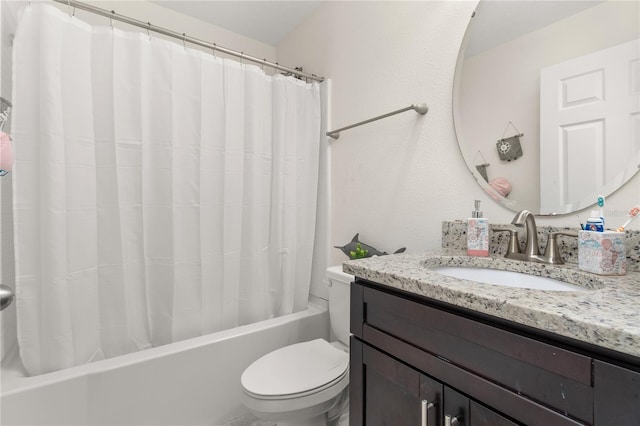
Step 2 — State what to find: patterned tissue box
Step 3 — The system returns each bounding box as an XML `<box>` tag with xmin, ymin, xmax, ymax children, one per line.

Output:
<box><xmin>578</xmin><ymin>230</ymin><xmax>627</xmax><ymax>276</ymax></box>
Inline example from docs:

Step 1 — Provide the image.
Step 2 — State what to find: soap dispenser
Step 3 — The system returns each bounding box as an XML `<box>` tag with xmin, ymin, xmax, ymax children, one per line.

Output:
<box><xmin>467</xmin><ymin>200</ymin><xmax>489</xmax><ymax>257</ymax></box>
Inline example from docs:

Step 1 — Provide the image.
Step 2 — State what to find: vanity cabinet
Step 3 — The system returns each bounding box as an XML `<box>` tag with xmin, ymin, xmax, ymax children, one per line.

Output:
<box><xmin>350</xmin><ymin>279</ymin><xmax>640</xmax><ymax>426</ymax></box>
<box><xmin>352</xmin><ymin>338</ymin><xmax>518</xmax><ymax>426</ymax></box>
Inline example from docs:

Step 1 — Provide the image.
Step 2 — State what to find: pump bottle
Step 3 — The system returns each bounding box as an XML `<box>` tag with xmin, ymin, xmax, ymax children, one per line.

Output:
<box><xmin>467</xmin><ymin>200</ymin><xmax>489</xmax><ymax>256</ymax></box>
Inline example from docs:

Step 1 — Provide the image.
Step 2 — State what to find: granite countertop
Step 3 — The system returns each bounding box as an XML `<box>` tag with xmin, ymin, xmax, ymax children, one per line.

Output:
<box><xmin>343</xmin><ymin>249</ymin><xmax>640</xmax><ymax>359</ymax></box>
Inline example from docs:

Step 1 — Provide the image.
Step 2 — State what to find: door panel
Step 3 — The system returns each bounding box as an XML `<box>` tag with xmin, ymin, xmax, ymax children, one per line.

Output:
<box><xmin>420</xmin><ymin>374</ymin><xmax>443</xmax><ymax>426</ymax></box>
<box><xmin>444</xmin><ymin>387</ymin><xmax>469</xmax><ymax>426</ymax></box>
<box><xmin>540</xmin><ymin>38</ymin><xmax>640</xmax><ymax>213</ymax></box>
<box><xmin>362</xmin><ymin>344</ymin><xmax>420</xmax><ymax>426</ymax></box>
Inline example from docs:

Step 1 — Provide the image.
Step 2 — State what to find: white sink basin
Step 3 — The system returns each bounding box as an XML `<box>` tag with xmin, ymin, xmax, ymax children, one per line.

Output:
<box><xmin>431</xmin><ymin>267</ymin><xmax>589</xmax><ymax>292</ymax></box>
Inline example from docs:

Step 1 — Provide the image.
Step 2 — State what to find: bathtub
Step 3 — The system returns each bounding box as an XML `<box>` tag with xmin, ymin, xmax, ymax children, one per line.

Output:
<box><xmin>0</xmin><ymin>302</ymin><xmax>329</xmax><ymax>426</ymax></box>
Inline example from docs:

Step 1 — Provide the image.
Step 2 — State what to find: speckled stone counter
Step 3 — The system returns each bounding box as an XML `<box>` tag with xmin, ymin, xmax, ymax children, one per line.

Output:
<box><xmin>343</xmin><ymin>249</ymin><xmax>640</xmax><ymax>359</ymax></box>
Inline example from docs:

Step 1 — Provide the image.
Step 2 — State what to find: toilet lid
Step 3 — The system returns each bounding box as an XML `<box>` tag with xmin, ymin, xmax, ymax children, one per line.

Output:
<box><xmin>241</xmin><ymin>339</ymin><xmax>349</xmax><ymax>397</ymax></box>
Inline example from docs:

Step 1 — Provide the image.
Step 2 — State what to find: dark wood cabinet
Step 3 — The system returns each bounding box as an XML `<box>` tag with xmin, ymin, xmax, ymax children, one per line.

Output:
<box><xmin>350</xmin><ymin>279</ymin><xmax>640</xmax><ymax>426</ymax></box>
<box><xmin>353</xmin><ymin>336</ymin><xmax>520</xmax><ymax>426</ymax></box>
<box><xmin>593</xmin><ymin>360</ymin><xmax>640</xmax><ymax>424</ymax></box>
<box><xmin>353</xmin><ymin>337</ymin><xmax>519</xmax><ymax>426</ymax></box>
<box><xmin>357</xmin><ymin>339</ymin><xmax>422</xmax><ymax>426</ymax></box>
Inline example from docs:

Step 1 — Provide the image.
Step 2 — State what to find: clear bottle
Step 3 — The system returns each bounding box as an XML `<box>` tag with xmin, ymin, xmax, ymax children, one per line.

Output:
<box><xmin>467</xmin><ymin>200</ymin><xmax>489</xmax><ymax>256</ymax></box>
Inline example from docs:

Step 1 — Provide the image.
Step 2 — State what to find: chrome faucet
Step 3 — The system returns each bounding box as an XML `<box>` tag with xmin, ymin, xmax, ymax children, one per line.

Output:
<box><xmin>503</xmin><ymin>210</ymin><xmax>577</xmax><ymax>264</ymax></box>
<box><xmin>510</xmin><ymin>210</ymin><xmax>542</xmax><ymax>261</ymax></box>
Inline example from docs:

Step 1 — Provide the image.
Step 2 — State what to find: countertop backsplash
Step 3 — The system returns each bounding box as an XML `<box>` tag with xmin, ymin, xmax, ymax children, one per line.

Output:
<box><xmin>442</xmin><ymin>220</ymin><xmax>640</xmax><ymax>272</ymax></box>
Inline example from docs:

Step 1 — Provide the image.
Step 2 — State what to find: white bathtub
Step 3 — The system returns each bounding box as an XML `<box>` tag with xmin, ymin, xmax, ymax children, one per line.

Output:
<box><xmin>0</xmin><ymin>303</ymin><xmax>329</xmax><ymax>426</ymax></box>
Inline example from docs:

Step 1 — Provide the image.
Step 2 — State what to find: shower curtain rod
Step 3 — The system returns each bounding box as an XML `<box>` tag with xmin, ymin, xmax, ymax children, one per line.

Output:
<box><xmin>326</xmin><ymin>103</ymin><xmax>428</xmax><ymax>139</ymax></box>
<box><xmin>51</xmin><ymin>0</ymin><xmax>324</xmax><ymax>82</ymax></box>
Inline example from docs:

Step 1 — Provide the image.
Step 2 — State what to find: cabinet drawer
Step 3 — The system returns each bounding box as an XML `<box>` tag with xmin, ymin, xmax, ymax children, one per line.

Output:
<box><xmin>356</xmin><ymin>337</ymin><xmax>585</xmax><ymax>426</ymax></box>
<box><xmin>359</xmin><ymin>284</ymin><xmax>594</xmax><ymax>424</ymax></box>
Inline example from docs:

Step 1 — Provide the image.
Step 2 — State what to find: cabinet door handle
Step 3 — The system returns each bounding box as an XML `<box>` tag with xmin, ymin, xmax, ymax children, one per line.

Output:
<box><xmin>421</xmin><ymin>400</ymin><xmax>434</xmax><ymax>426</ymax></box>
<box><xmin>445</xmin><ymin>414</ymin><xmax>459</xmax><ymax>426</ymax></box>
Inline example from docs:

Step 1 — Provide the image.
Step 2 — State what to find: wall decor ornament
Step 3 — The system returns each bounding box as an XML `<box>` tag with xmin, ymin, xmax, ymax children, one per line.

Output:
<box><xmin>496</xmin><ymin>121</ymin><xmax>524</xmax><ymax>162</ymax></box>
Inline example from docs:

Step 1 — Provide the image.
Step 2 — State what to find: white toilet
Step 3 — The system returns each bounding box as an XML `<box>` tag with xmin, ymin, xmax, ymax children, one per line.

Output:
<box><xmin>240</xmin><ymin>266</ymin><xmax>353</xmax><ymax>426</ymax></box>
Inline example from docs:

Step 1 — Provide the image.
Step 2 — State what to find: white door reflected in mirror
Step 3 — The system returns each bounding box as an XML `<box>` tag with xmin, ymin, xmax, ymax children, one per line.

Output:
<box><xmin>540</xmin><ymin>39</ymin><xmax>640</xmax><ymax>214</ymax></box>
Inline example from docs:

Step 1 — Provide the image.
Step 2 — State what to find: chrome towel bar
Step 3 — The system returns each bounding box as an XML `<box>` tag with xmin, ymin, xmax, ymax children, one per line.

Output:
<box><xmin>326</xmin><ymin>103</ymin><xmax>428</xmax><ymax>140</ymax></box>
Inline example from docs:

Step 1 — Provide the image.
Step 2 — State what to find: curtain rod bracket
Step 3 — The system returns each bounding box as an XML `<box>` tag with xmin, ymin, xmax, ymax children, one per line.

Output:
<box><xmin>326</xmin><ymin>103</ymin><xmax>428</xmax><ymax>140</ymax></box>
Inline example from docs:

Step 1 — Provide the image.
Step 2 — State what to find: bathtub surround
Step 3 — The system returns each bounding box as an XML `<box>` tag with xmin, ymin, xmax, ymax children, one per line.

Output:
<box><xmin>11</xmin><ymin>3</ymin><xmax>322</xmax><ymax>376</ymax></box>
<box><xmin>1</xmin><ymin>305</ymin><xmax>328</xmax><ymax>426</ymax></box>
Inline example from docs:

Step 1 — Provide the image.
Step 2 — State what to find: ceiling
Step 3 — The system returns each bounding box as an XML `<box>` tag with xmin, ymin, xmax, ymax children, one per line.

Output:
<box><xmin>150</xmin><ymin>1</ymin><xmax>605</xmax><ymax>52</ymax></box>
<box><xmin>151</xmin><ymin>1</ymin><xmax>324</xmax><ymax>46</ymax></box>
<box><xmin>465</xmin><ymin>0</ymin><xmax>604</xmax><ymax>57</ymax></box>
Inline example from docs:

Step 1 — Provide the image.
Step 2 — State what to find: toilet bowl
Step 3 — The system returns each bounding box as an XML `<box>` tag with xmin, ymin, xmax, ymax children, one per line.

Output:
<box><xmin>240</xmin><ymin>266</ymin><xmax>353</xmax><ymax>426</ymax></box>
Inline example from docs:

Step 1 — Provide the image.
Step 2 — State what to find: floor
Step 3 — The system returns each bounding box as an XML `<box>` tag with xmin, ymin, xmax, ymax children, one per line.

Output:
<box><xmin>221</xmin><ymin>410</ymin><xmax>349</xmax><ymax>426</ymax></box>
<box><xmin>221</xmin><ymin>412</ymin><xmax>275</xmax><ymax>426</ymax></box>
<box><xmin>220</xmin><ymin>397</ymin><xmax>349</xmax><ymax>426</ymax></box>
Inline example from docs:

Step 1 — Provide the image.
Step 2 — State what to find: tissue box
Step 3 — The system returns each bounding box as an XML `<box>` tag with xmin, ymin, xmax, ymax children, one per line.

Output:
<box><xmin>578</xmin><ymin>230</ymin><xmax>627</xmax><ymax>275</ymax></box>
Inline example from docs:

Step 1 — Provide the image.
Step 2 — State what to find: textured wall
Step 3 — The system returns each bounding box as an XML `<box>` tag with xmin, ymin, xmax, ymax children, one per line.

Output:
<box><xmin>277</xmin><ymin>1</ymin><xmax>640</xmax><ymax>266</ymax></box>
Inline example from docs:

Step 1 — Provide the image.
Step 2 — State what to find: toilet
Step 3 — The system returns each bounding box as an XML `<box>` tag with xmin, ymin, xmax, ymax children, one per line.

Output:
<box><xmin>240</xmin><ymin>266</ymin><xmax>353</xmax><ymax>426</ymax></box>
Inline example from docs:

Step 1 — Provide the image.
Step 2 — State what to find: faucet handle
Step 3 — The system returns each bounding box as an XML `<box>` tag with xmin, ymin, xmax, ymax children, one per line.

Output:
<box><xmin>543</xmin><ymin>231</ymin><xmax>578</xmax><ymax>265</ymax></box>
<box><xmin>493</xmin><ymin>227</ymin><xmax>521</xmax><ymax>257</ymax></box>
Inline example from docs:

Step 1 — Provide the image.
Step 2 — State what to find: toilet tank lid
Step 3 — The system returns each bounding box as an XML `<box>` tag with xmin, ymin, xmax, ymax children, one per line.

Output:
<box><xmin>327</xmin><ymin>265</ymin><xmax>353</xmax><ymax>283</ymax></box>
<box><xmin>241</xmin><ymin>339</ymin><xmax>348</xmax><ymax>397</ymax></box>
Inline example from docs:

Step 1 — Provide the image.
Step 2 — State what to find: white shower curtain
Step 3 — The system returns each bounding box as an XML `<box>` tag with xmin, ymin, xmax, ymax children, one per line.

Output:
<box><xmin>11</xmin><ymin>4</ymin><xmax>321</xmax><ymax>376</ymax></box>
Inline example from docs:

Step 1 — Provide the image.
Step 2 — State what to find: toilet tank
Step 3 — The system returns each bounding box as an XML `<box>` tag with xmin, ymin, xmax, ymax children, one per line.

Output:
<box><xmin>327</xmin><ymin>266</ymin><xmax>354</xmax><ymax>346</ymax></box>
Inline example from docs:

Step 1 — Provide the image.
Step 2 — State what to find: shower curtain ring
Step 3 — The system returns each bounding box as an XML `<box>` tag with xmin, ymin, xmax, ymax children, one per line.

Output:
<box><xmin>66</xmin><ymin>0</ymin><xmax>75</xmax><ymax>18</ymax></box>
<box><xmin>147</xmin><ymin>22</ymin><xmax>152</xmax><ymax>41</ymax></box>
<box><xmin>240</xmin><ymin>52</ymin><xmax>244</xmax><ymax>65</ymax></box>
<box><xmin>212</xmin><ymin>43</ymin><xmax>217</xmax><ymax>58</ymax></box>
<box><xmin>182</xmin><ymin>33</ymin><xmax>187</xmax><ymax>50</ymax></box>
<box><xmin>110</xmin><ymin>10</ymin><xmax>115</xmax><ymax>29</ymax></box>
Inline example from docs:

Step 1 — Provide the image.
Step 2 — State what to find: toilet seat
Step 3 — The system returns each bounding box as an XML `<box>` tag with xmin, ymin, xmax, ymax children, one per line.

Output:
<box><xmin>241</xmin><ymin>339</ymin><xmax>349</xmax><ymax>400</ymax></box>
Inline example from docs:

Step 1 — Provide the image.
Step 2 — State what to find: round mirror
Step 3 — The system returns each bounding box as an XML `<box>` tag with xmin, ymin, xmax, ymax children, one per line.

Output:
<box><xmin>453</xmin><ymin>1</ymin><xmax>640</xmax><ymax>215</ymax></box>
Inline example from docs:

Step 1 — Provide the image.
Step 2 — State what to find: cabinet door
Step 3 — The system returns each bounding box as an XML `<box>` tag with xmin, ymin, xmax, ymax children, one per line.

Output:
<box><xmin>469</xmin><ymin>401</ymin><xmax>519</xmax><ymax>426</ymax></box>
<box><xmin>420</xmin><ymin>374</ymin><xmax>443</xmax><ymax>426</ymax></box>
<box><xmin>361</xmin><ymin>342</ymin><xmax>421</xmax><ymax>425</ymax></box>
<box><xmin>594</xmin><ymin>360</ymin><xmax>640</xmax><ymax>425</ymax></box>
<box><xmin>444</xmin><ymin>386</ymin><xmax>469</xmax><ymax>426</ymax></box>
<box><xmin>444</xmin><ymin>387</ymin><xmax>519</xmax><ymax>426</ymax></box>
